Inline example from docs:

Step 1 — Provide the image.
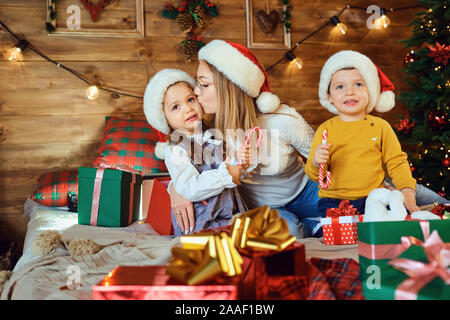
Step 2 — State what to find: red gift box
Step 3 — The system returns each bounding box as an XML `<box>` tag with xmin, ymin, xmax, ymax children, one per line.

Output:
<box><xmin>237</xmin><ymin>242</ymin><xmax>306</xmax><ymax>299</ymax></box>
<box><xmin>145</xmin><ymin>177</ymin><xmax>173</xmax><ymax>235</ymax></box>
<box><xmin>320</xmin><ymin>200</ymin><xmax>363</xmax><ymax>245</ymax></box>
<box><xmin>92</xmin><ymin>265</ymin><xmax>237</xmax><ymax>300</ymax></box>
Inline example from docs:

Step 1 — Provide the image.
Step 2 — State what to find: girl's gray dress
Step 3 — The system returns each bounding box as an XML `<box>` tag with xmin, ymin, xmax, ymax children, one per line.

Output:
<box><xmin>170</xmin><ymin>133</ymin><xmax>247</xmax><ymax>236</ymax></box>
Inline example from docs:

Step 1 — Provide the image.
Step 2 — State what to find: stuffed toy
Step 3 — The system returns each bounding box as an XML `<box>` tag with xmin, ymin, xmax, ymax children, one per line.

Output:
<box><xmin>364</xmin><ymin>188</ymin><xmax>441</xmax><ymax>222</ymax></box>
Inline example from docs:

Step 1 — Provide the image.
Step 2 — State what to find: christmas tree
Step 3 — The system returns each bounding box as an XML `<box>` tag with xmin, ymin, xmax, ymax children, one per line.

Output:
<box><xmin>396</xmin><ymin>0</ymin><xmax>450</xmax><ymax>197</ymax></box>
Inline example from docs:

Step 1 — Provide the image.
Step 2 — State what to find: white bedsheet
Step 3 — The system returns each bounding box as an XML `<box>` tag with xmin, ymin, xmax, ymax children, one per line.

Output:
<box><xmin>1</xmin><ymin>200</ymin><xmax>358</xmax><ymax>300</ymax></box>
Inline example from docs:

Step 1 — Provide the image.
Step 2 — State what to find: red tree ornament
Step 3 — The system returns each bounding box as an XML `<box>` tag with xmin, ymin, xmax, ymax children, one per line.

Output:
<box><xmin>427</xmin><ymin>110</ymin><xmax>449</xmax><ymax>131</ymax></box>
<box><xmin>442</xmin><ymin>158</ymin><xmax>450</xmax><ymax>168</ymax></box>
<box><xmin>395</xmin><ymin>114</ymin><xmax>416</xmax><ymax>135</ymax></box>
<box><xmin>427</xmin><ymin>42</ymin><xmax>450</xmax><ymax>66</ymax></box>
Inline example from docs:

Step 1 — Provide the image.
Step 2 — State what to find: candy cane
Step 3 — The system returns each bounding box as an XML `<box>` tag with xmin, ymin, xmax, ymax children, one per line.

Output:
<box><xmin>238</xmin><ymin>126</ymin><xmax>263</xmax><ymax>165</ymax></box>
<box><xmin>318</xmin><ymin>130</ymin><xmax>331</xmax><ymax>189</ymax></box>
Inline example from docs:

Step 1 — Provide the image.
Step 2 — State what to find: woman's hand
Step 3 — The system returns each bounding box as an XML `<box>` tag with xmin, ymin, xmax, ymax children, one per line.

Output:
<box><xmin>402</xmin><ymin>188</ymin><xmax>420</xmax><ymax>213</ymax></box>
<box><xmin>169</xmin><ymin>183</ymin><xmax>195</xmax><ymax>235</ymax></box>
<box><xmin>226</xmin><ymin>164</ymin><xmax>242</xmax><ymax>185</ymax></box>
<box><xmin>313</xmin><ymin>144</ymin><xmax>331</xmax><ymax>166</ymax></box>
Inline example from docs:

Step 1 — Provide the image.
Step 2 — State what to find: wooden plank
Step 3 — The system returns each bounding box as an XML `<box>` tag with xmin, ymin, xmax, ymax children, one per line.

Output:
<box><xmin>0</xmin><ymin>141</ymin><xmax>99</xmax><ymax>171</ymax></box>
<box><xmin>0</xmin><ymin>113</ymin><xmax>145</xmax><ymax>145</ymax></box>
<box><xmin>0</xmin><ymin>213</ymin><xmax>28</xmax><ymax>242</ymax></box>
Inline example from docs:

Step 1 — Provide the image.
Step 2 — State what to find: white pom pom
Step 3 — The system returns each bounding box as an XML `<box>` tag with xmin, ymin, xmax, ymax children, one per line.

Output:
<box><xmin>375</xmin><ymin>91</ymin><xmax>395</xmax><ymax>113</ymax></box>
<box><xmin>256</xmin><ymin>92</ymin><xmax>280</xmax><ymax>113</ymax></box>
<box><xmin>410</xmin><ymin>211</ymin><xmax>441</xmax><ymax>220</ymax></box>
<box><xmin>155</xmin><ymin>141</ymin><xmax>168</xmax><ymax>160</ymax></box>
<box><xmin>32</xmin><ymin>230</ymin><xmax>62</xmax><ymax>255</ymax></box>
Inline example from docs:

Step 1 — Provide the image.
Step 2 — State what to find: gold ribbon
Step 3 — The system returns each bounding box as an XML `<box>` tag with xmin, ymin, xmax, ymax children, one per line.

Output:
<box><xmin>166</xmin><ymin>232</ymin><xmax>243</xmax><ymax>285</ymax></box>
<box><xmin>231</xmin><ymin>206</ymin><xmax>296</xmax><ymax>251</ymax></box>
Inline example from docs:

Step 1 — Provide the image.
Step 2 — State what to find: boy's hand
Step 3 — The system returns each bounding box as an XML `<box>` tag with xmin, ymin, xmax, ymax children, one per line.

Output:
<box><xmin>313</xmin><ymin>144</ymin><xmax>331</xmax><ymax>167</ymax></box>
<box><xmin>237</xmin><ymin>144</ymin><xmax>250</xmax><ymax>170</ymax></box>
<box><xmin>402</xmin><ymin>188</ymin><xmax>420</xmax><ymax>213</ymax></box>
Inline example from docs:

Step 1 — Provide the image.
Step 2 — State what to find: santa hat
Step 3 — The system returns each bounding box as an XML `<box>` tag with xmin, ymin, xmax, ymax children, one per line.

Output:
<box><xmin>143</xmin><ymin>68</ymin><xmax>196</xmax><ymax>159</ymax></box>
<box><xmin>198</xmin><ymin>40</ymin><xmax>280</xmax><ymax>113</ymax></box>
<box><xmin>318</xmin><ymin>50</ymin><xmax>396</xmax><ymax>115</ymax></box>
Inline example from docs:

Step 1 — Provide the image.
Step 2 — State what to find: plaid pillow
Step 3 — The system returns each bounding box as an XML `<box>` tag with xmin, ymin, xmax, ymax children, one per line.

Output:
<box><xmin>31</xmin><ymin>170</ymin><xmax>78</xmax><ymax>207</ymax></box>
<box><xmin>92</xmin><ymin>117</ymin><xmax>167</xmax><ymax>174</ymax></box>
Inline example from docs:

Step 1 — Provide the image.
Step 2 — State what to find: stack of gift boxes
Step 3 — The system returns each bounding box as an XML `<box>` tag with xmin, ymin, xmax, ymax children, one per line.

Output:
<box><xmin>77</xmin><ymin>166</ymin><xmax>449</xmax><ymax>300</ymax></box>
<box><xmin>319</xmin><ymin>198</ymin><xmax>449</xmax><ymax>300</ymax></box>
<box><xmin>92</xmin><ymin>206</ymin><xmax>307</xmax><ymax>300</ymax></box>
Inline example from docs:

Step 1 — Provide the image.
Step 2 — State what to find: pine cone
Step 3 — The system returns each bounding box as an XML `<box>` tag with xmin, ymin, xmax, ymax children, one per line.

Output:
<box><xmin>193</xmin><ymin>5</ymin><xmax>208</xmax><ymax>27</ymax></box>
<box><xmin>183</xmin><ymin>40</ymin><xmax>199</xmax><ymax>63</ymax></box>
<box><xmin>176</xmin><ymin>12</ymin><xmax>194</xmax><ymax>33</ymax></box>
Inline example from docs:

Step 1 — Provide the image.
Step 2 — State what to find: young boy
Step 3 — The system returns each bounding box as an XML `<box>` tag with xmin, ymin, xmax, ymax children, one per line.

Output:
<box><xmin>305</xmin><ymin>50</ymin><xmax>419</xmax><ymax>216</ymax></box>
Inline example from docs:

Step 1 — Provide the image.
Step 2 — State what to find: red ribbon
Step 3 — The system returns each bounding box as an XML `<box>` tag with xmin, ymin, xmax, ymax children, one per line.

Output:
<box><xmin>326</xmin><ymin>200</ymin><xmax>359</xmax><ymax>218</ymax></box>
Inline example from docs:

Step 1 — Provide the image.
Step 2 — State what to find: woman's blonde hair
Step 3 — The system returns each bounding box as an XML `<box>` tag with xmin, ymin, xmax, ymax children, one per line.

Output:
<box><xmin>207</xmin><ymin>62</ymin><xmax>259</xmax><ymax>135</ymax></box>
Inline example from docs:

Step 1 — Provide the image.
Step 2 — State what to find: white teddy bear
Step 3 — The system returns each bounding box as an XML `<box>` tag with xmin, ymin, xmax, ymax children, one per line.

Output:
<box><xmin>364</xmin><ymin>188</ymin><xmax>441</xmax><ymax>222</ymax></box>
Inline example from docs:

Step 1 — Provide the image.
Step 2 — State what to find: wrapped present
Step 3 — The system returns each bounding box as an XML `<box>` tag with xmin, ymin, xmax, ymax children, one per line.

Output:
<box><xmin>321</xmin><ymin>200</ymin><xmax>363</xmax><ymax>245</ymax></box>
<box><xmin>144</xmin><ymin>176</ymin><xmax>173</xmax><ymax>235</ymax></box>
<box><xmin>358</xmin><ymin>220</ymin><xmax>450</xmax><ymax>300</ymax></box>
<box><xmin>78</xmin><ymin>167</ymin><xmax>143</xmax><ymax>227</ymax></box>
<box><xmin>92</xmin><ymin>265</ymin><xmax>237</xmax><ymax>300</ymax></box>
<box><xmin>227</xmin><ymin>206</ymin><xmax>306</xmax><ymax>299</ymax></box>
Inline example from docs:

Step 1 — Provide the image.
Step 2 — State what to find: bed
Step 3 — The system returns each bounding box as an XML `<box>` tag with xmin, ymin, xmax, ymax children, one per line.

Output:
<box><xmin>0</xmin><ymin>198</ymin><xmax>359</xmax><ymax>300</ymax></box>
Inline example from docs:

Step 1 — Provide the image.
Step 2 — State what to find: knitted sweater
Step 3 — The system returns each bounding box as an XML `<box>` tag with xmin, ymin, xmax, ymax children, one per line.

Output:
<box><xmin>237</xmin><ymin>104</ymin><xmax>315</xmax><ymax>208</ymax></box>
<box><xmin>305</xmin><ymin>115</ymin><xmax>416</xmax><ymax>200</ymax></box>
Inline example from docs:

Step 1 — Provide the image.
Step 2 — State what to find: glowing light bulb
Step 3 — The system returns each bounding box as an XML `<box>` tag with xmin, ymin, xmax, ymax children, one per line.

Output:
<box><xmin>330</xmin><ymin>16</ymin><xmax>347</xmax><ymax>35</ymax></box>
<box><xmin>375</xmin><ymin>8</ymin><xmax>390</xmax><ymax>29</ymax></box>
<box><xmin>292</xmin><ymin>57</ymin><xmax>303</xmax><ymax>69</ymax></box>
<box><xmin>8</xmin><ymin>47</ymin><xmax>22</xmax><ymax>61</ymax></box>
<box><xmin>336</xmin><ymin>22</ymin><xmax>347</xmax><ymax>35</ymax></box>
<box><xmin>86</xmin><ymin>85</ymin><xmax>100</xmax><ymax>100</ymax></box>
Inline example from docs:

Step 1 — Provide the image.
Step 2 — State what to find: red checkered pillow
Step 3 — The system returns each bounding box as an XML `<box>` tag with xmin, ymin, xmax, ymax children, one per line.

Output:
<box><xmin>31</xmin><ymin>170</ymin><xmax>78</xmax><ymax>207</ymax></box>
<box><xmin>92</xmin><ymin>117</ymin><xmax>167</xmax><ymax>174</ymax></box>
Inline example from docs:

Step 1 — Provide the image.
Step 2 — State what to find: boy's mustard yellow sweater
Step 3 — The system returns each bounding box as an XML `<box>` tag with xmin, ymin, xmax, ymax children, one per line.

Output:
<box><xmin>305</xmin><ymin>115</ymin><xmax>416</xmax><ymax>200</ymax></box>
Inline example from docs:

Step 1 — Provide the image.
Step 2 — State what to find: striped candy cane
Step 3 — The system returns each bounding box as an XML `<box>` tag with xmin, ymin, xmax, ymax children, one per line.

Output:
<box><xmin>238</xmin><ymin>126</ymin><xmax>263</xmax><ymax>166</ymax></box>
<box><xmin>318</xmin><ymin>130</ymin><xmax>331</xmax><ymax>189</ymax></box>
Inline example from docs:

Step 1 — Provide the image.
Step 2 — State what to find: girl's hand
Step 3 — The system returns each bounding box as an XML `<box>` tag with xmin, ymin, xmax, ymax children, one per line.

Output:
<box><xmin>237</xmin><ymin>144</ymin><xmax>250</xmax><ymax>170</ymax></box>
<box><xmin>226</xmin><ymin>164</ymin><xmax>242</xmax><ymax>186</ymax></box>
<box><xmin>313</xmin><ymin>144</ymin><xmax>331</xmax><ymax>166</ymax></box>
<box><xmin>402</xmin><ymin>188</ymin><xmax>420</xmax><ymax>213</ymax></box>
<box><xmin>169</xmin><ymin>183</ymin><xmax>195</xmax><ymax>235</ymax></box>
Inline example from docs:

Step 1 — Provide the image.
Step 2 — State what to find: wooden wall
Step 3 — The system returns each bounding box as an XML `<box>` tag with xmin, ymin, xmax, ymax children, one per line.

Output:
<box><xmin>0</xmin><ymin>0</ymin><xmax>419</xmax><ymax>241</ymax></box>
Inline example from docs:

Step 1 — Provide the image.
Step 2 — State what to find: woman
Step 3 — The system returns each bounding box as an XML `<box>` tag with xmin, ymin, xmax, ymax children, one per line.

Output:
<box><xmin>169</xmin><ymin>40</ymin><xmax>322</xmax><ymax>238</ymax></box>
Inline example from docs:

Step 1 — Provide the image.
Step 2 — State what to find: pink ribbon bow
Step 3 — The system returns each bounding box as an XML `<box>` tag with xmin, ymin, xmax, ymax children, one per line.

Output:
<box><xmin>388</xmin><ymin>222</ymin><xmax>450</xmax><ymax>300</ymax></box>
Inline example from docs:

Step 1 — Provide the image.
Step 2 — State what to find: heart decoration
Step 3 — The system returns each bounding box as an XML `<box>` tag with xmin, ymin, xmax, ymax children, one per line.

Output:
<box><xmin>255</xmin><ymin>9</ymin><xmax>279</xmax><ymax>34</ymax></box>
<box><xmin>80</xmin><ymin>0</ymin><xmax>112</xmax><ymax>22</ymax></box>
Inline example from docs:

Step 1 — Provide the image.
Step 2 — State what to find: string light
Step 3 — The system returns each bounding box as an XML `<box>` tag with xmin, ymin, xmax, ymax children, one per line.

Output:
<box><xmin>7</xmin><ymin>39</ymin><xmax>28</xmax><ymax>61</ymax></box>
<box><xmin>374</xmin><ymin>8</ymin><xmax>391</xmax><ymax>29</ymax></box>
<box><xmin>86</xmin><ymin>85</ymin><xmax>100</xmax><ymax>100</ymax></box>
<box><xmin>331</xmin><ymin>16</ymin><xmax>347</xmax><ymax>35</ymax></box>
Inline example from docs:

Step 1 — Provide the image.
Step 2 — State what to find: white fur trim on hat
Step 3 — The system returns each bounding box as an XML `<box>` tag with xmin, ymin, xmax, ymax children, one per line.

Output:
<box><xmin>256</xmin><ymin>92</ymin><xmax>280</xmax><ymax>113</ymax></box>
<box><xmin>198</xmin><ymin>40</ymin><xmax>265</xmax><ymax>98</ymax></box>
<box><xmin>155</xmin><ymin>141</ymin><xmax>168</xmax><ymax>160</ymax></box>
<box><xmin>319</xmin><ymin>50</ymin><xmax>383</xmax><ymax>115</ymax></box>
<box><xmin>143</xmin><ymin>69</ymin><xmax>196</xmax><ymax>135</ymax></box>
<box><xmin>374</xmin><ymin>91</ymin><xmax>395</xmax><ymax>113</ymax></box>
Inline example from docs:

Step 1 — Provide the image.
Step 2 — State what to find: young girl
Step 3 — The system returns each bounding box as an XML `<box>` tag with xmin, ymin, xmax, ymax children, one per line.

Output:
<box><xmin>143</xmin><ymin>68</ymin><xmax>248</xmax><ymax>236</ymax></box>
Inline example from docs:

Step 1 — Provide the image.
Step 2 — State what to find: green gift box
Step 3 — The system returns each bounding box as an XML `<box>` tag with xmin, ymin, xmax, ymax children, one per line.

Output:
<box><xmin>358</xmin><ymin>220</ymin><xmax>450</xmax><ymax>300</ymax></box>
<box><xmin>78</xmin><ymin>167</ymin><xmax>143</xmax><ymax>227</ymax></box>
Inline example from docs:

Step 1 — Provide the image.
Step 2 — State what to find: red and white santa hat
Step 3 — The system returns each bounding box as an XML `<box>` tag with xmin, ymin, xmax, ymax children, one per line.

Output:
<box><xmin>198</xmin><ymin>40</ymin><xmax>280</xmax><ymax>113</ymax></box>
<box><xmin>143</xmin><ymin>68</ymin><xmax>196</xmax><ymax>159</ymax></box>
<box><xmin>318</xmin><ymin>50</ymin><xmax>396</xmax><ymax>115</ymax></box>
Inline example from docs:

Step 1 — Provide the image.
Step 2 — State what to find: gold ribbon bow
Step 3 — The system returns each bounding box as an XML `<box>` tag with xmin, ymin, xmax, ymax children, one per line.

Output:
<box><xmin>166</xmin><ymin>232</ymin><xmax>243</xmax><ymax>285</ymax></box>
<box><xmin>231</xmin><ymin>206</ymin><xmax>296</xmax><ymax>251</ymax></box>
